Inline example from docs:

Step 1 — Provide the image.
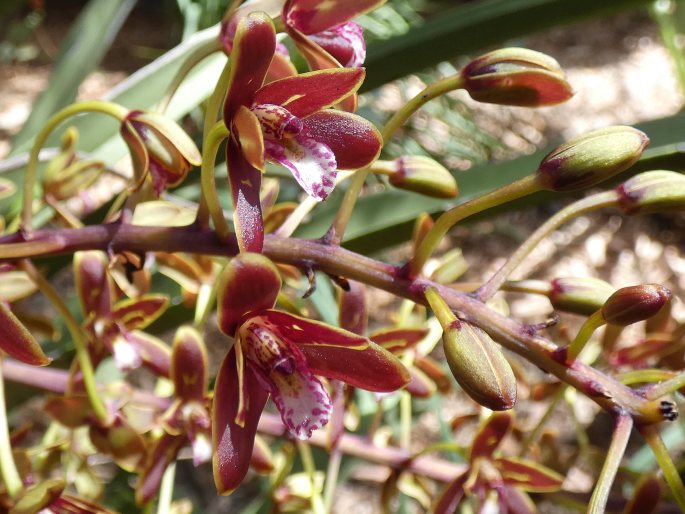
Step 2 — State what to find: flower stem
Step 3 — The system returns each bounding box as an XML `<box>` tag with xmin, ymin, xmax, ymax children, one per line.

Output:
<box><xmin>157</xmin><ymin>39</ymin><xmax>222</xmax><ymax>114</ymax></box>
<box><xmin>646</xmin><ymin>370</ymin><xmax>685</xmax><ymax>400</ymax></box>
<box><xmin>476</xmin><ymin>191</ymin><xmax>619</xmax><ymax>301</ymax></box>
<box><xmin>156</xmin><ymin>460</ymin><xmax>176</xmax><ymax>514</ymax></box>
<box><xmin>22</xmin><ymin>101</ymin><xmax>128</xmax><ymax>232</ymax></box>
<box><xmin>567</xmin><ymin>311</ymin><xmax>606</xmax><ymax>361</ymax></box>
<box><xmin>424</xmin><ymin>287</ymin><xmax>456</xmax><ymax>326</ymax></box>
<box><xmin>296</xmin><ymin>440</ymin><xmax>326</xmax><ymax>514</ymax></box>
<box><xmin>19</xmin><ymin>260</ymin><xmax>110</xmax><ymax>424</ymax></box>
<box><xmin>588</xmin><ymin>414</ymin><xmax>633</xmax><ymax>514</ymax></box>
<box><xmin>199</xmin><ymin>121</ymin><xmax>231</xmax><ymax>240</ymax></box>
<box><xmin>639</xmin><ymin>424</ymin><xmax>685</xmax><ymax>511</ymax></box>
<box><xmin>0</xmin><ymin>357</ymin><xmax>23</xmax><ymax>499</ymax></box>
<box><xmin>325</xmin><ymin>75</ymin><xmax>465</xmax><ymax>245</ymax></box>
<box><xmin>618</xmin><ymin>369</ymin><xmax>675</xmax><ymax>386</ymax></box>
<box><xmin>410</xmin><ymin>175</ymin><xmax>542</xmax><ymax>277</ymax></box>
<box><xmin>322</xmin><ymin>448</ymin><xmax>342</xmax><ymax>514</ymax></box>
<box><xmin>196</xmin><ymin>59</ymin><xmax>233</xmax><ymax>229</ymax></box>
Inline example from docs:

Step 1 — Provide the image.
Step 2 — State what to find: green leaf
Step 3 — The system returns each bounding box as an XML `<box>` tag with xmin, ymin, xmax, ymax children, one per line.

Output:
<box><xmin>362</xmin><ymin>0</ymin><xmax>654</xmax><ymax>91</ymax></box>
<box><xmin>11</xmin><ymin>0</ymin><xmax>137</xmax><ymax>149</ymax></box>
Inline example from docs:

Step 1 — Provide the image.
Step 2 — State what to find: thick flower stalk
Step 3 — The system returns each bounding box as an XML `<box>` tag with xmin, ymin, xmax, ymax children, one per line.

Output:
<box><xmin>222</xmin><ymin>12</ymin><xmax>382</xmax><ymax>252</ymax></box>
<box><xmin>211</xmin><ymin>253</ymin><xmax>409</xmax><ymax>494</ymax></box>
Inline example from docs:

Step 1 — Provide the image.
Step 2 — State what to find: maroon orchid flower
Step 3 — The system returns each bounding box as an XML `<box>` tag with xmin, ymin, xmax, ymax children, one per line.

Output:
<box><xmin>222</xmin><ymin>12</ymin><xmax>382</xmax><ymax>252</ymax></box>
<box><xmin>212</xmin><ymin>253</ymin><xmax>410</xmax><ymax>494</ymax></box>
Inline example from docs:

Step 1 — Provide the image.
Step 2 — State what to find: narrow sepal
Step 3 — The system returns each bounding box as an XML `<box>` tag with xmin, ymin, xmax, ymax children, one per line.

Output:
<box><xmin>124</xmin><ymin>330</ymin><xmax>171</xmax><ymax>377</ymax></box>
<box><xmin>284</xmin><ymin>0</ymin><xmax>384</xmax><ymax>35</ymax></box>
<box><xmin>111</xmin><ymin>294</ymin><xmax>169</xmax><ymax>331</ymax></box>
<box><xmin>217</xmin><ymin>253</ymin><xmax>281</xmax><ymax>336</ymax></box>
<box><xmin>495</xmin><ymin>457</ymin><xmax>564</xmax><ymax>492</ymax></box>
<box><xmin>432</xmin><ymin>472</ymin><xmax>468</xmax><ymax>514</ymax></box>
<box><xmin>136</xmin><ymin>433</ymin><xmax>185</xmax><ymax>505</ymax></box>
<box><xmin>370</xmin><ymin>327</ymin><xmax>428</xmax><ymax>353</ymax></box>
<box><xmin>254</xmin><ymin>68</ymin><xmax>365</xmax><ymax>118</ymax></box>
<box><xmin>212</xmin><ymin>349</ymin><xmax>269</xmax><ymax>495</ymax></box>
<box><xmin>171</xmin><ymin>326</ymin><xmax>207</xmax><ymax>401</ymax></box>
<box><xmin>470</xmin><ymin>412</ymin><xmax>512</xmax><ymax>461</ymax></box>
<box><xmin>0</xmin><ymin>302</ymin><xmax>51</xmax><ymax>366</ymax></box>
<box><xmin>74</xmin><ymin>251</ymin><xmax>112</xmax><ymax>319</ymax></box>
<box><xmin>234</xmin><ymin>106</ymin><xmax>266</xmax><ymax>173</ymax></box>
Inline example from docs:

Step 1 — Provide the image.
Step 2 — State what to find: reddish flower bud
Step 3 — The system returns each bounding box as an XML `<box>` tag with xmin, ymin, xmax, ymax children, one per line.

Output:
<box><xmin>443</xmin><ymin>320</ymin><xmax>516</xmax><ymax>411</ymax></box>
<box><xmin>461</xmin><ymin>48</ymin><xmax>573</xmax><ymax>107</ymax></box>
<box><xmin>601</xmin><ymin>284</ymin><xmax>671</xmax><ymax>326</ymax></box>
<box><xmin>537</xmin><ymin>126</ymin><xmax>649</xmax><ymax>192</ymax></box>
<box><xmin>616</xmin><ymin>170</ymin><xmax>685</xmax><ymax>215</ymax></box>
<box><xmin>549</xmin><ymin>277</ymin><xmax>616</xmax><ymax>316</ymax></box>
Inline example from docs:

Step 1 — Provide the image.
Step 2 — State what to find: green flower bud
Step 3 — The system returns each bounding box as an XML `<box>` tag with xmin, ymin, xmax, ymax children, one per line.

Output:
<box><xmin>616</xmin><ymin>170</ymin><xmax>685</xmax><ymax>215</ymax></box>
<box><xmin>549</xmin><ymin>277</ymin><xmax>616</xmax><ymax>316</ymax></box>
<box><xmin>384</xmin><ymin>156</ymin><xmax>458</xmax><ymax>199</ymax></box>
<box><xmin>601</xmin><ymin>284</ymin><xmax>671</xmax><ymax>326</ymax></box>
<box><xmin>537</xmin><ymin>126</ymin><xmax>649</xmax><ymax>192</ymax></box>
<box><xmin>443</xmin><ymin>320</ymin><xmax>516</xmax><ymax>411</ymax></box>
<box><xmin>461</xmin><ymin>47</ymin><xmax>573</xmax><ymax>107</ymax></box>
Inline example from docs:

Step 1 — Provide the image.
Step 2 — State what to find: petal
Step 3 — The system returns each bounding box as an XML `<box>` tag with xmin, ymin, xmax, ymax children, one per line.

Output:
<box><xmin>120</xmin><ymin>118</ymin><xmax>150</xmax><ymax>186</ymax></box>
<box><xmin>212</xmin><ymin>349</ymin><xmax>269</xmax><ymax>495</ymax></box>
<box><xmin>265</xmin><ymin>133</ymin><xmax>336</xmax><ymax>200</ymax></box>
<box><xmin>284</xmin><ymin>0</ymin><xmax>384</xmax><ymax>35</ymax></box>
<box><xmin>110</xmin><ymin>294</ymin><xmax>168</xmax><ymax>331</ymax></box>
<box><xmin>0</xmin><ymin>302</ymin><xmax>51</xmax><ymax>366</ymax></box>
<box><xmin>111</xmin><ymin>333</ymin><xmax>143</xmax><ymax>371</ymax></box>
<box><xmin>234</xmin><ymin>106</ymin><xmax>266</xmax><ymax>173</ymax></box>
<box><xmin>370</xmin><ymin>327</ymin><xmax>429</xmax><ymax>353</ymax></box>
<box><xmin>265</xmin><ymin>45</ymin><xmax>298</xmax><ymax>82</ymax></box>
<box><xmin>125</xmin><ymin>330</ymin><xmax>171</xmax><ymax>377</ymax></box>
<box><xmin>171</xmin><ymin>326</ymin><xmax>207</xmax><ymax>400</ymax></box>
<box><xmin>254</xmin><ymin>68</ymin><xmax>365</xmax><ymax>118</ymax></box>
<box><xmin>127</xmin><ymin>111</ymin><xmax>201</xmax><ymax>166</ymax></box>
<box><xmin>217</xmin><ymin>252</ymin><xmax>281</xmax><ymax>337</ymax></box>
<box><xmin>240</xmin><ymin>320</ymin><xmax>332</xmax><ymax>440</ymax></box>
<box><xmin>470</xmin><ymin>411</ymin><xmax>512</xmax><ymax>461</ymax></box>
<box><xmin>301</xmin><ymin>110</ymin><xmax>382</xmax><ymax>169</ymax></box>
<box><xmin>405</xmin><ymin>366</ymin><xmax>436</xmax><ymax>398</ymax></box>
<box><xmin>432</xmin><ymin>472</ymin><xmax>469</xmax><ymax>514</ymax></box>
<box><xmin>255</xmin><ymin>310</ymin><xmax>410</xmax><ymax>392</ymax></box>
<box><xmin>501</xmin><ymin>486</ymin><xmax>536</xmax><ymax>514</ymax></box>
<box><xmin>0</xmin><ymin>270</ymin><xmax>37</xmax><ymax>303</ymax></box>
<box><xmin>227</xmin><ymin>137</ymin><xmax>265</xmax><ymax>253</ymax></box>
<box><xmin>495</xmin><ymin>457</ymin><xmax>564</xmax><ymax>492</ymax></box>
<box><xmin>136</xmin><ymin>433</ymin><xmax>185</xmax><ymax>504</ymax></box>
<box><xmin>308</xmin><ymin>22</ymin><xmax>366</xmax><ymax>67</ymax></box>
<box><xmin>224</xmin><ymin>12</ymin><xmax>276</xmax><ymax>122</ymax></box>
<box><xmin>74</xmin><ymin>251</ymin><xmax>112</xmax><ymax>319</ymax></box>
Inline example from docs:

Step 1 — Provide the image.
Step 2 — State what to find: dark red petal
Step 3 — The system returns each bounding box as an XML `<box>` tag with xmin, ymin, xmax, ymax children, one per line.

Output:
<box><xmin>284</xmin><ymin>0</ymin><xmax>384</xmax><ymax>34</ymax></box>
<box><xmin>470</xmin><ymin>411</ymin><xmax>512</xmax><ymax>461</ymax></box>
<box><xmin>0</xmin><ymin>302</ymin><xmax>50</xmax><ymax>366</ymax></box>
<box><xmin>212</xmin><ymin>349</ymin><xmax>269</xmax><ymax>495</ymax></box>
<box><xmin>224</xmin><ymin>12</ymin><xmax>276</xmax><ymax>122</ymax></box>
<box><xmin>124</xmin><ymin>331</ymin><xmax>171</xmax><ymax>377</ymax></box>
<box><xmin>405</xmin><ymin>366</ymin><xmax>436</xmax><ymax>398</ymax></box>
<box><xmin>136</xmin><ymin>433</ymin><xmax>185</xmax><ymax>504</ymax></box>
<box><xmin>74</xmin><ymin>251</ymin><xmax>112</xmax><ymax>318</ymax></box>
<box><xmin>234</xmin><ymin>106</ymin><xmax>265</xmax><ymax>173</ymax></box>
<box><xmin>432</xmin><ymin>472</ymin><xmax>468</xmax><ymax>514</ymax></box>
<box><xmin>171</xmin><ymin>326</ymin><xmax>207</xmax><ymax>401</ymax></box>
<box><xmin>111</xmin><ymin>294</ymin><xmax>169</xmax><ymax>331</ymax></box>
<box><xmin>227</xmin><ymin>137</ymin><xmax>265</xmax><ymax>253</ymax></box>
<box><xmin>217</xmin><ymin>252</ymin><xmax>281</xmax><ymax>337</ymax></box>
<box><xmin>495</xmin><ymin>457</ymin><xmax>564</xmax><ymax>492</ymax></box>
<box><xmin>370</xmin><ymin>327</ymin><xmax>429</xmax><ymax>353</ymax></box>
<box><xmin>254</xmin><ymin>68</ymin><xmax>364</xmax><ymax>118</ymax></box>
<box><xmin>257</xmin><ymin>310</ymin><xmax>410</xmax><ymax>392</ymax></box>
<box><xmin>301</xmin><ymin>110</ymin><xmax>382</xmax><ymax>169</ymax></box>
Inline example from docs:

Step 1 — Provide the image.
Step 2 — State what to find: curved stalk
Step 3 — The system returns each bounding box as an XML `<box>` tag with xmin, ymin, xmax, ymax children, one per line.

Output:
<box><xmin>476</xmin><ymin>190</ymin><xmax>619</xmax><ymax>301</ymax></box>
<box><xmin>639</xmin><ymin>424</ymin><xmax>685</xmax><ymax>511</ymax></box>
<box><xmin>200</xmin><ymin>122</ymin><xmax>231</xmax><ymax>240</ymax></box>
<box><xmin>567</xmin><ymin>310</ymin><xmax>606</xmax><ymax>361</ymax></box>
<box><xmin>0</xmin><ymin>357</ymin><xmax>23</xmax><ymax>499</ymax></box>
<box><xmin>22</xmin><ymin>101</ymin><xmax>128</xmax><ymax>232</ymax></box>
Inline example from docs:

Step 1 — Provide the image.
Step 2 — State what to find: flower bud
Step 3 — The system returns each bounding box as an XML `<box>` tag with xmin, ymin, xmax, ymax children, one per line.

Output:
<box><xmin>385</xmin><ymin>156</ymin><xmax>458</xmax><ymax>199</ymax></box>
<box><xmin>549</xmin><ymin>277</ymin><xmax>616</xmax><ymax>316</ymax></box>
<box><xmin>616</xmin><ymin>170</ymin><xmax>685</xmax><ymax>215</ymax></box>
<box><xmin>461</xmin><ymin>48</ymin><xmax>573</xmax><ymax>107</ymax></box>
<box><xmin>601</xmin><ymin>284</ymin><xmax>671</xmax><ymax>326</ymax></box>
<box><xmin>443</xmin><ymin>320</ymin><xmax>516</xmax><ymax>410</ymax></box>
<box><xmin>536</xmin><ymin>126</ymin><xmax>649</xmax><ymax>192</ymax></box>
<box><xmin>121</xmin><ymin>111</ymin><xmax>201</xmax><ymax>195</ymax></box>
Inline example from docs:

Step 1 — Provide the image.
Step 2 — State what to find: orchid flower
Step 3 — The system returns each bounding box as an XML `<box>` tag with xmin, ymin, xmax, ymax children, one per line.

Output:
<box><xmin>211</xmin><ymin>253</ymin><xmax>410</xmax><ymax>494</ymax></box>
<box><xmin>222</xmin><ymin>12</ymin><xmax>382</xmax><ymax>252</ymax></box>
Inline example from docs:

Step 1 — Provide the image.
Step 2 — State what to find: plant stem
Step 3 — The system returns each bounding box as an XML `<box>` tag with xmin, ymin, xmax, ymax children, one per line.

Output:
<box><xmin>476</xmin><ymin>191</ymin><xmax>619</xmax><ymax>301</ymax></box>
<box><xmin>322</xmin><ymin>448</ymin><xmax>342</xmax><ymax>514</ymax></box>
<box><xmin>325</xmin><ymin>75</ymin><xmax>465</xmax><ymax>245</ymax></box>
<box><xmin>0</xmin><ymin>225</ymin><xmax>671</xmax><ymax>425</ymax></box>
<box><xmin>646</xmin><ymin>370</ymin><xmax>685</xmax><ymax>400</ymax></box>
<box><xmin>567</xmin><ymin>311</ymin><xmax>606</xmax><ymax>361</ymax></box>
<box><xmin>19</xmin><ymin>260</ymin><xmax>110</xmax><ymax>424</ymax></box>
<box><xmin>297</xmin><ymin>440</ymin><xmax>326</xmax><ymax>514</ymax></box>
<box><xmin>639</xmin><ymin>424</ymin><xmax>685</xmax><ymax>511</ymax></box>
<box><xmin>199</xmin><ymin>122</ymin><xmax>231</xmax><ymax>240</ymax></box>
<box><xmin>157</xmin><ymin>39</ymin><xmax>222</xmax><ymax>114</ymax></box>
<box><xmin>196</xmin><ymin>59</ymin><xmax>233</xmax><ymax>228</ymax></box>
<box><xmin>588</xmin><ymin>414</ymin><xmax>633</xmax><ymax>514</ymax></box>
<box><xmin>411</xmin><ymin>175</ymin><xmax>542</xmax><ymax>277</ymax></box>
<box><xmin>156</xmin><ymin>461</ymin><xmax>176</xmax><ymax>514</ymax></box>
<box><xmin>22</xmin><ymin>101</ymin><xmax>128</xmax><ymax>232</ymax></box>
<box><xmin>0</xmin><ymin>357</ymin><xmax>24</xmax><ymax>499</ymax></box>
<box><xmin>424</xmin><ymin>287</ymin><xmax>456</xmax><ymax>326</ymax></box>
<box><xmin>618</xmin><ymin>369</ymin><xmax>676</xmax><ymax>386</ymax></box>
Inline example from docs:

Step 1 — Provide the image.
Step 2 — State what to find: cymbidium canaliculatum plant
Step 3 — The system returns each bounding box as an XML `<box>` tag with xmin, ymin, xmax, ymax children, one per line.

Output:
<box><xmin>2</xmin><ymin>0</ymin><xmax>685</xmax><ymax>512</ymax></box>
